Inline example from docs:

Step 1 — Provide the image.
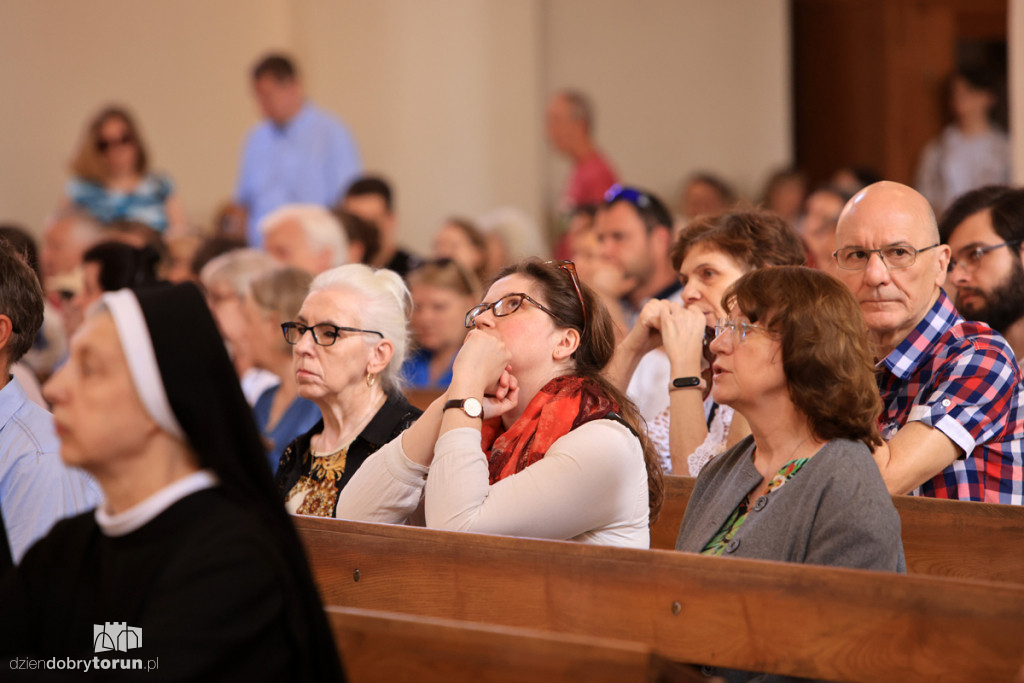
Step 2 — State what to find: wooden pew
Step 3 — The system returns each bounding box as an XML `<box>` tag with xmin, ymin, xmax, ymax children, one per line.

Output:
<box><xmin>325</xmin><ymin>605</ymin><xmax>703</xmax><ymax>683</ymax></box>
<box><xmin>297</xmin><ymin>516</ymin><xmax>1024</xmax><ymax>683</ymax></box>
<box><xmin>651</xmin><ymin>475</ymin><xmax>1024</xmax><ymax>585</ymax></box>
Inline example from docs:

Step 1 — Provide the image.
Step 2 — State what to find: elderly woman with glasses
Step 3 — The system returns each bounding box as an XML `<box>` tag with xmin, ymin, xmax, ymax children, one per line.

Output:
<box><xmin>274</xmin><ymin>264</ymin><xmax>421</xmax><ymax>518</ymax></box>
<box><xmin>62</xmin><ymin>106</ymin><xmax>186</xmax><ymax>234</ymax></box>
<box><xmin>676</xmin><ymin>267</ymin><xmax>904</xmax><ymax>576</ymax></box>
<box><xmin>337</xmin><ymin>258</ymin><xmax>663</xmax><ymax>548</ymax></box>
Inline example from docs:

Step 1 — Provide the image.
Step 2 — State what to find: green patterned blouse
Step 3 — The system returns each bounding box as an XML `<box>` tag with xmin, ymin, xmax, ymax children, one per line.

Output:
<box><xmin>701</xmin><ymin>457</ymin><xmax>809</xmax><ymax>556</ymax></box>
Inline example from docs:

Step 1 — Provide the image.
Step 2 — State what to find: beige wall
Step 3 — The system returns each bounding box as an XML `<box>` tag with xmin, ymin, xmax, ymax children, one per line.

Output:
<box><xmin>542</xmin><ymin>0</ymin><xmax>792</xmax><ymax>215</ymax></box>
<box><xmin>0</xmin><ymin>0</ymin><xmax>790</xmax><ymax>256</ymax></box>
<box><xmin>0</xmin><ymin>0</ymin><xmax>292</xmax><ymax>233</ymax></box>
<box><xmin>294</xmin><ymin>0</ymin><xmax>545</xmax><ymax>251</ymax></box>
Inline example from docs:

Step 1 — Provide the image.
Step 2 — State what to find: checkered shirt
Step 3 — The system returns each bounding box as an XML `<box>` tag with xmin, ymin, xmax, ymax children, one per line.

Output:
<box><xmin>877</xmin><ymin>291</ymin><xmax>1024</xmax><ymax>504</ymax></box>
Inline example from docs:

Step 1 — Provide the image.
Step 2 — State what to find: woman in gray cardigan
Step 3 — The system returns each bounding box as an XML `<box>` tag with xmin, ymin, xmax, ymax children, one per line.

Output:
<box><xmin>676</xmin><ymin>267</ymin><xmax>905</xmax><ymax>573</ymax></box>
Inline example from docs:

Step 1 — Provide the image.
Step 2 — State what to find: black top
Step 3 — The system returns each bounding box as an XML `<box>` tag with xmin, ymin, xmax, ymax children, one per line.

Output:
<box><xmin>383</xmin><ymin>248</ymin><xmax>421</xmax><ymax>279</ymax></box>
<box><xmin>275</xmin><ymin>391</ymin><xmax>421</xmax><ymax>517</ymax></box>
<box><xmin>0</xmin><ymin>487</ymin><xmax>331</xmax><ymax>681</ymax></box>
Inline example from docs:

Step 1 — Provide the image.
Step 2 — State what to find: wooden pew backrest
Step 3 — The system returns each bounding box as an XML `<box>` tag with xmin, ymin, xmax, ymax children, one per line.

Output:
<box><xmin>326</xmin><ymin>605</ymin><xmax>703</xmax><ymax>683</ymax></box>
<box><xmin>298</xmin><ymin>516</ymin><xmax>1024</xmax><ymax>683</ymax></box>
<box><xmin>652</xmin><ymin>475</ymin><xmax>1024</xmax><ymax>585</ymax></box>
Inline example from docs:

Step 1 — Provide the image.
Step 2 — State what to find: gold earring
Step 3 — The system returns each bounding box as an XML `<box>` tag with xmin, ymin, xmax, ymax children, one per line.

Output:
<box><xmin>366</xmin><ymin>373</ymin><xmax>376</xmax><ymax>387</ymax></box>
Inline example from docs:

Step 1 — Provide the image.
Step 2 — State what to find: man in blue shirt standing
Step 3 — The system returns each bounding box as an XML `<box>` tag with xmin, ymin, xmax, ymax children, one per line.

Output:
<box><xmin>234</xmin><ymin>53</ymin><xmax>362</xmax><ymax>247</ymax></box>
<box><xmin>0</xmin><ymin>241</ymin><xmax>99</xmax><ymax>565</ymax></box>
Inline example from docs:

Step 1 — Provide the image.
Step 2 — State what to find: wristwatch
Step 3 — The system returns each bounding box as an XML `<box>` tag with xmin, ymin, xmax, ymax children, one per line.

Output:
<box><xmin>444</xmin><ymin>397</ymin><xmax>483</xmax><ymax>418</ymax></box>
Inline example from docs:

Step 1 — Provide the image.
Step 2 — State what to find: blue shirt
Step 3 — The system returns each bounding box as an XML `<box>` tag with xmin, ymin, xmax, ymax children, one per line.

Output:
<box><xmin>401</xmin><ymin>348</ymin><xmax>454</xmax><ymax>390</ymax></box>
<box><xmin>234</xmin><ymin>102</ymin><xmax>362</xmax><ymax>245</ymax></box>
<box><xmin>66</xmin><ymin>173</ymin><xmax>175</xmax><ymax>232</ymax></box>
<box><xmin>0</xmin><ymin>375</ymin><xmax>100</xmax><ymax>563</ymax></box>
<box><xmin>253</xmin><ymin>386</ymin><xmax>322</xmax><ymax>474</ymax></box>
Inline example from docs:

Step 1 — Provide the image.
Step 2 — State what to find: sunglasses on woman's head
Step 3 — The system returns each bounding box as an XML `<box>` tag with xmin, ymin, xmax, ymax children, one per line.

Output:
<box><xmin>544</xmin><ymin>259</ymin><xmax>587</xmax><ymax>335</ymax></box>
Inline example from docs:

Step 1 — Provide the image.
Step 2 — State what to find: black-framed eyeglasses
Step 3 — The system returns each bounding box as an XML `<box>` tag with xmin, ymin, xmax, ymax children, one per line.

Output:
<box><xmin>281</xmin><ymin>321</ymin><xmax>383</xmax><ymax>346</ymax></box>
<box><xmin>604</xmin><ymin>184</ymin><xmax>653</xmax><ymax>210</ymax></box>
<box><xmin>464</xmin><ymin>293</ymin><xmax>568</xmax><ymax>329</ymax></box>
<box><xmin>832</xmin><ymin>243</ymin><xmax>940</xmax><ymax>271</ymax></box>
<box><xmin>545</xmin><ymin>259</ymin><xmax>587</xmax><ymax>334</ymax></box>
<box><xmin>948</xmin><ymin>240</ymin><xmax>1022</xmax><ymax>272</ymax></box>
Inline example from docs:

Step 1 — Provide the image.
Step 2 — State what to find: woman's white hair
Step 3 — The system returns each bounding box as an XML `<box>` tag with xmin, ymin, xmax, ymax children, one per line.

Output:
<box><xmin>309</xmin><ymin>264</ymin><xmax>412</xmax><ymax>392</ymax></box>
<box><xmin>258</xmin><ymin>204</ymin><xmax>347</xmax><ymax>268</ymax></box>
<box><xmin>199</xmin><ymin>248</ymin><xmax>278</xmax><ymax>297</ymax></box>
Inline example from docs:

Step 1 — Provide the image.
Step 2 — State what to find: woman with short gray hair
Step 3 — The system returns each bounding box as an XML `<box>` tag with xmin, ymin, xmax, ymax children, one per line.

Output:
<box><xmin>274</xmin><ymin>264</ymin><xmax>421</xmax><ymax>517</ymax></box>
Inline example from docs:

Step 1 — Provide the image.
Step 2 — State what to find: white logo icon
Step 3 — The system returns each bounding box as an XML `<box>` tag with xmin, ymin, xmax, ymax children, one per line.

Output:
<box><xmin>93</xmin><ymin>622</ymin><xmax>142</xmax><ymax>653</ymax></box>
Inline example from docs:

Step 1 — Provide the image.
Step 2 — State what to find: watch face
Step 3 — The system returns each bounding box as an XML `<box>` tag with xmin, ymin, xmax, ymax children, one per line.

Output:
<box><xmin>463</xmin><ymin>398</ymin><xmax>483</xmax><ymax>418</ymax></box>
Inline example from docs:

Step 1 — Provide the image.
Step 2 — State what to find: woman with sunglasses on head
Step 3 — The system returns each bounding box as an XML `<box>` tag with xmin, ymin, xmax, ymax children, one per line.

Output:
<box><xmin>337</xmin><ymin>259</ymin><xmax>663</xmax><ymax>548</ymax></box>
<box><xmin>675</xmin><ymin>267</ymin><xmax>903</xmax><ymax>681</ymax></box>
<box><xmin>275</xmin><ymin>264</ymin><xmax>421</xmax><ymax>517</ymax></box>
<box><xmin>608</xmin><ymin>211</ymin><xmax>806</xmax><ymax>475</ymax></box>
<box><xmin>402</xmin><ymin>259</ymin><xmax>482</xmax><ymax>390</ymax></box>
<box><xmin>0</xmin><ymin>283</ymin><xmax>344</xmax><ymax>680</ymax></box>
<box><xmin>62</xmin><ymin>106</ymin><xmax>186</xmax><ymax>234</ymax></box>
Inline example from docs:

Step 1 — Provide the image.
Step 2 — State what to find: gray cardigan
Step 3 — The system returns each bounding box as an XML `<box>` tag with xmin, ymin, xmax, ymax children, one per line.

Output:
<box><xmin>676</xmin><ymin>435</ymin><xmax>906</xmax><ymax>573</ymax></box>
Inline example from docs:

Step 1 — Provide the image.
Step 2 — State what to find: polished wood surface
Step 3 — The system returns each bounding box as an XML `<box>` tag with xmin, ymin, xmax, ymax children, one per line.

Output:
<box><xmin>297</xmin><ymin>516</ymin><xmax>1024</xmax><ymax>683</ymax></box>
<box><xmin>652</xmin><ymin>475</ymin><xmax>1024</xmax><ymax>585</ymax></box>
<box><xmin>326</xmin><ymin>605</ymin><xmax>703</xmax><ymax>683</ymax></box>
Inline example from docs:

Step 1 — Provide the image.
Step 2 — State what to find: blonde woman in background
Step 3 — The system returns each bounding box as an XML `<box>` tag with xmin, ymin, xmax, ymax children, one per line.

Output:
<box><xmin>245</xmin><ymin>267</ymin><xmax>321</xmax><ymax>473</ymax></box>
<box><xmin>402</xmin><ymin>259</ymin><xmax>481</xmax><ymax>390</ymax></box>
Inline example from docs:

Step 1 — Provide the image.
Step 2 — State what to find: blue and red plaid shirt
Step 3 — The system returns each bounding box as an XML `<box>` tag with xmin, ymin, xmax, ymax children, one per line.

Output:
<box><xmin>877</xmin><ymin>290</ymin><xmax>1024</xmax><ymax>504</ymax></box>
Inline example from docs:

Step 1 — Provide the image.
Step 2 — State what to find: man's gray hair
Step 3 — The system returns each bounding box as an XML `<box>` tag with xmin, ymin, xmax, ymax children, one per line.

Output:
<box><xmin>258</xmin><ymin>204</ymin><xmax>348</xmax><ymax>268</ymax></box>
<box><xmin>199</xmin><ymin>248</ymin><xmax>278</xmax><ymax>298</ymax></box>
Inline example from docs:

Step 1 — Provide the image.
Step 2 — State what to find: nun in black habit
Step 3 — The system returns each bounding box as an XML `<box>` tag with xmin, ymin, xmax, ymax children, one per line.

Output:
<box><xmin>0</xmin><ymin>283</ymin><xmax>345</xmax><ymax>681</ymax></box>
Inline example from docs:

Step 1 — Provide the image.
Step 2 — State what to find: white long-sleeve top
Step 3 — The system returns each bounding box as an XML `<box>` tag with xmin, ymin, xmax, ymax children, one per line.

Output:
<box><xmin>335</xmin><ymin>420</ymin><xmax>651</xmax><ymax>548</ymax></box>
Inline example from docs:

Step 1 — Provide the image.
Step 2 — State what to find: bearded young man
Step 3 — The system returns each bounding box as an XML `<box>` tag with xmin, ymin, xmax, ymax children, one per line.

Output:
<box><xmin>941</xmin><ymin>186</ymin><xmax>1024</xmax><ymax>360</ymax></box>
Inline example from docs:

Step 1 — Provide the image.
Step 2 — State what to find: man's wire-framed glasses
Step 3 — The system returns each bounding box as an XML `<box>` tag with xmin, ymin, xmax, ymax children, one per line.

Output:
<box><xmin>832</xmin><ymin>243</ymin><xmax>940</xmax><ymax>271</ymax></box>
<box><xmin>948</xmin><ymin>240</ymin><xmax>1022</xmax><ymax>272</ymax></box>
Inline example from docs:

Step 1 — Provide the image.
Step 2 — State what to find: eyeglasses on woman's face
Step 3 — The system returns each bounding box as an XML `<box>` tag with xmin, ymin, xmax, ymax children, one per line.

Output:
<box><xmin>464</xmin><ymin>292</ymin><xmax>567</xmax><ymax>329</ymax></box>
<box><xmin>281</xmin><ymin>321</ymin><xmax>383</xmax><ymax>347</ymax></box>
<box><xmin>713</xmin><ymin>318</ymin><xmax>771</xmax><ymax>343</ymax></box>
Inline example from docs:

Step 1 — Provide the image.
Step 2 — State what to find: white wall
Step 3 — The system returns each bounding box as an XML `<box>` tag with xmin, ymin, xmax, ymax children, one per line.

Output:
<box><xmin>0</xmin><ymin>0</ymin><xmax>791</xmax><ymax>256</ymax></box>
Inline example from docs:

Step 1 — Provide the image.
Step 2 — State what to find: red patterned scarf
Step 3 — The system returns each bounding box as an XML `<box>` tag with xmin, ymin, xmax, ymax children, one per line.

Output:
<box><xmin>481</xmin><ymin>375</ymin><xmax>620</xmax><ymax>484</ymax></box>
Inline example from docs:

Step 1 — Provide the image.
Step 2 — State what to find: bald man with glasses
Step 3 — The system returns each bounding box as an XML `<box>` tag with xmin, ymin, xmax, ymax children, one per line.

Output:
<box><xmin>833</xmin><ymin>181</ymin><xmax>1024</xmax><ymax>504</ymax></box>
